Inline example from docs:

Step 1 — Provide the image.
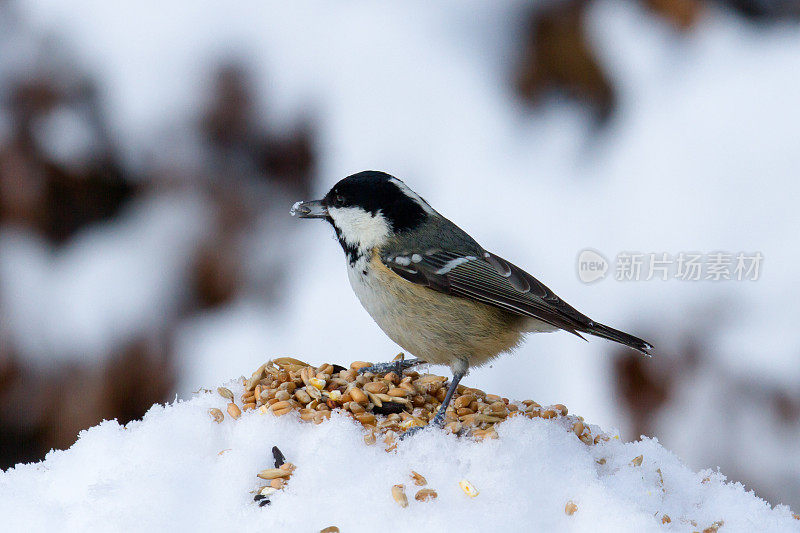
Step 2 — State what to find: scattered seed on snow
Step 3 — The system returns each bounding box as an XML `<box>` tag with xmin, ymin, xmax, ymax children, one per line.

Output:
<box><xmin>459</xmin><ymin>479</ymin><xmax>479</xmax><ymax>497</ymax></box>
<box><xmin>392</xmin><ymin>484</ymin><xmax>409</xmax><ymax>508</ymax></box>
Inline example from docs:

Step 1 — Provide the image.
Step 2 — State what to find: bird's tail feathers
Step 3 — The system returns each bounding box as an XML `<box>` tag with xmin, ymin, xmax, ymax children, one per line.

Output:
<box><xmin>584</xmin><ymin>322</ymin><xmax>653</xmax><ymax>356</ymax></box>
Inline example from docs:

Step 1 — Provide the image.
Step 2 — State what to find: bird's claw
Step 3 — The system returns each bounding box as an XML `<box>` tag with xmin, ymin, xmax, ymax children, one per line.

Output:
<box><xmin>398</xmin><ymin>412</ymin><xmax>447</xmax><ymax>440</ymax></box>
<box><xmin>399</xmin><ymin>424</ymin><xmax>431</xmax><ymax>440</ymax></box>
<box><xmin>357</xmin><ymin>358</ymin><xmax>423</xmax><ymax>376</ymax></box>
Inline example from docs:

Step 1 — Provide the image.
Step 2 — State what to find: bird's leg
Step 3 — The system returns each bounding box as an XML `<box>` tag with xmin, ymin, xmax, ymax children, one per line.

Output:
<box><xmin>429</xmin><ymin>368</ymin><xmax>465</xmax><ymax>428</ymax></box>
<box><xmin>357</xmin><ymin>357</ymin><xmax>425</xmax><ymax>376</ymax></box>
<box><xmin>400</xmin><ymin>366</ymin><xmax>466</xmax><ymax>439</ymax></box>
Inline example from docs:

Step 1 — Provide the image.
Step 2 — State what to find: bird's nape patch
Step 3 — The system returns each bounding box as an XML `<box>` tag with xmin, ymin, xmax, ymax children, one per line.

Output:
<box><xmin>389</xmin><ymin>177</ymin><xmax>436</xmax><ymax>215</ymax></box>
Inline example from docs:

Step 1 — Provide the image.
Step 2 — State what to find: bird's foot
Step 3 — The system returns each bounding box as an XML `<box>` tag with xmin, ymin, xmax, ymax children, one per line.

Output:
<box><xmin>430</xmin><ymin>409</ymin><xmax>447</xmax><ymax>428</ymax></box>
<box><xmin>357</xmin><ymin>358</ymin><xmax>424</xmax><ymax>376</ymax></box>
<box><xmin>398</xmin><ymin>424</ymin><xmax>430</xmax><ymax>440</ymax></box>
<box><xmin>398</xmin><ymin>411</ymin><xmax>446</xmax><ymax>440</ymax></box>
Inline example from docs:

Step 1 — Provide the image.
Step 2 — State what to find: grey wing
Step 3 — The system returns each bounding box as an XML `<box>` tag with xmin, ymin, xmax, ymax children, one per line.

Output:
<box><xmin>382</xmin><ymin>249</ymin><xmax>591</xmax><ymax>336</ymax></box>
<box><xmin>381</xmin><ymin>249</ymin><xmax>653</xmax><ymax>354</ymax></box>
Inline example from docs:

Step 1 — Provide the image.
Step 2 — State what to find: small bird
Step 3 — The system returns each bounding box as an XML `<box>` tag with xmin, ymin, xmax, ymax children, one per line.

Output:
<box><xmin>292</xmin><ymin>170</ymin><xmax>652</xmax><ymax>436</ymax></box>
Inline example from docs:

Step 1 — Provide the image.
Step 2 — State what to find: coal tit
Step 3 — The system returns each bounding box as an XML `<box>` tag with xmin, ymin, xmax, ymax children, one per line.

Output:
<box><xmin>292</xmin><ymin>170</ymin><xmax>652</xmax><ymax>435</ymax></box>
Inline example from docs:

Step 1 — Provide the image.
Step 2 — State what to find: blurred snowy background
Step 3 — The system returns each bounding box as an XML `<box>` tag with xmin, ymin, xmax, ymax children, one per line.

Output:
<box><xmin>1</xmin><ymin>0</ymin><xmax>799</xmax><ymax>510</ymax></box>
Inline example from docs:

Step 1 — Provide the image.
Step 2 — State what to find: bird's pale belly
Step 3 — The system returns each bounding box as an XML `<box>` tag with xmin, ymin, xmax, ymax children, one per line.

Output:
<box><xmin>346</xmin><ymin>252</ymin><xmax>526</xmax><ymax>368</ymax></box>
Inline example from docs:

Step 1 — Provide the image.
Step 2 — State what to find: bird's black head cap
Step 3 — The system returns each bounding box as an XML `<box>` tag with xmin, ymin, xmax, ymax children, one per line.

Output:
<box><xmin>323</xmin><ymin>170</ymin><xmax>432</xmax><ymax>233</ymax></box>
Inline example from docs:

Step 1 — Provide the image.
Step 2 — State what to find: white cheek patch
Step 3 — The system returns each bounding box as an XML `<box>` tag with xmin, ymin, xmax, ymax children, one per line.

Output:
<box><xmin>329</xmin><ymin>206</ymin><xmax>391</xmax><ymax>249</ymax></box>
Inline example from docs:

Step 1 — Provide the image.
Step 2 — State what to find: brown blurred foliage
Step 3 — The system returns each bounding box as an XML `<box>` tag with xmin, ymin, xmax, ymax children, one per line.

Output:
<box><xmin>515</xmin><ymin>0</ymin><xmax>616</xmax><ymax>124</ymax></box>
<box><xmin>513</xmin><ymin>0</ymin><xmax>800</xmax><ymax>123</ymax></box>
<box><xmin>613</xmin><ymin>339</ymin><xmax>698</xmax><ymax>439</ymax></box>
<box><xmin>0</xmin><ymin>76</ymin><xmax>134</xmax><ymax>244</ymax></box>
<box><xmin>644</xmin><ymin>0</ymin><xmax>705</xmax><ymax>30</ymax></box>
<box><xmin>513</xmin><ymin>0</ymin><xmax>707</xmax><ymax>124</ymax></box>
<box><xmin>0</xmin><ymin>56</ymin><xmax>316</xmax><ymax>468</ymax></box>
<box><xmin>0</xmin><ymin>337</ymin><xmax>172</xmax><ymax>465</ymax></box>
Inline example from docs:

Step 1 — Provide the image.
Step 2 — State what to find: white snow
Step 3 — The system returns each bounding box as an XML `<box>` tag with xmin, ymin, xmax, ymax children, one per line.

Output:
<box><xmin>1</xmin><ymin>376</ymin><xmax>797</xmax><ymax>532</ymax></box>
<box><xmin>289</xmin><ymin>200</ymin><xmax>305</xmax><ymax>217</ymax></box>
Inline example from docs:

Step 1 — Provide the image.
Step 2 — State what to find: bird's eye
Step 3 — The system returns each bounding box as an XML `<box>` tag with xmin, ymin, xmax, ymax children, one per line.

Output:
<box><xmin>332</xmin><ymin>194</ymin><xmax>346</xmax><ymax>207</ymax></box>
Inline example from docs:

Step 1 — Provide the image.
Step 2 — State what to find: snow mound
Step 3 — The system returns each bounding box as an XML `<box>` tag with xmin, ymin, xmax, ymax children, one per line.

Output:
<box><xmin>1</xmin><ymin>372</ymin><xmax>797</xmax><ymax>532</ymax></box>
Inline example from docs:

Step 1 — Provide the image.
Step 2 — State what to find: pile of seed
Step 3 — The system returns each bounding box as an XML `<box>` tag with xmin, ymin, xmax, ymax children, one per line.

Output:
<box><xmin>209</xmin><ymin>356</ymin><xmax>609</xmax><ymax>450</ymax></box>
<box><xmin>206</xmin><ymin>357</ymin><xmax>746</xmax><ymax>529</ymax></box>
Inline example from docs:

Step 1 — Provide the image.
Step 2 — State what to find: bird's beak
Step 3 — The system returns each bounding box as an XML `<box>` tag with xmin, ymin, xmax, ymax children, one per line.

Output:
<box><xmin>290</xmin><ymin>199</ymin><xmax>329</xmax><ymax>219</ymax></box>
